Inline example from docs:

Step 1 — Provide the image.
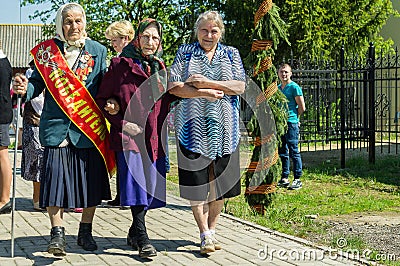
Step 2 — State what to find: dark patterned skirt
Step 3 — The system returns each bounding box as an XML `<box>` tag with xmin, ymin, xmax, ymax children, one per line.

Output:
<box><xmin>39</xmin><ymin>145</ymin><xmax>111</xmax><ymax>209</ymax></box>
<box><xmin>21</xmin><ymin>123</ymin><xmax>44</xmax><ymax>182</ymax></box>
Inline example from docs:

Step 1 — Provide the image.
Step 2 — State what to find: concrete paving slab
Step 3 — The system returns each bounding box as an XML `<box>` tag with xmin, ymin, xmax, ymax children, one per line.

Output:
<box><xmin>0</xmin><ymin>150</ymin><xmax>368</xmax><ymax>265</ymax></box>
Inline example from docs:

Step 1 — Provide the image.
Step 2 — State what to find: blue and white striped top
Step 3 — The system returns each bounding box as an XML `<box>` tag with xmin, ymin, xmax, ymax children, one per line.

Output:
<box><xmin>169</xmin><ymin>42</ymin><xmax>246</xmax><ymax>160</ymax></box>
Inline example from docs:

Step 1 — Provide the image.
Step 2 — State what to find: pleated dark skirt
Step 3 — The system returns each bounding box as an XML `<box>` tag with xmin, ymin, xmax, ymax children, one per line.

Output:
<box><xmin>39</xmin><ymin>145</ymin><xmax>111</xmax><ymax>209</ymax></box>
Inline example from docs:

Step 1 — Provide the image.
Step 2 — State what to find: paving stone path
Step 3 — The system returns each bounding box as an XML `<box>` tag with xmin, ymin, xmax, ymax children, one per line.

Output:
<box><xmin>0</xmin><ymin>150</ymin><xmax>367</xmax><ymax>265</ymax></box>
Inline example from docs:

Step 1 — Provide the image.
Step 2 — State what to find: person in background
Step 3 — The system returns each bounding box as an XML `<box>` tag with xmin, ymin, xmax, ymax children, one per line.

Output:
<box><xmin>105</xmin><ymin>20</ymin><xmax>134</xmax><ymax>56</ymax></box>
<box><xmin>104</xmin><ymin>20</ymin><xmax>134</xmax><ymax>208</ymax></box>
<box><xmin>12</xmin><ymin>3</ymin><xmax>113</xmax><ymax>256</ymax></box>
<box><xmin>277</xmin><ymin>63</ymin><xmax>306</xmax><ymax>190</ymax></box>
<box><xmin>96</xmin><ymin>18</ymin><xmax>175</xmax><ymax>258</ymax></box>
<box><xmin>20</xmin><ymin>79</ymin><xmax>45</xmax><ymax>211</ymax></box>
<box><xmin>25</xmin><ymin>60</ymin><xmax>34</xmax><ymax>79</ymax></box>
<box><xmin>168</xmin><ymin>11</ymin><xmax>246</xmax><ymax>255</ymax></box>
<box><xmin>0</xmin><ymin>39</ymin><xmax>13</xmax><ymax>215</ymax></box>
<box><xmin>11</xmin><ymin>76</ymin><xmax>24</xmax><ymax>150</ymax></box>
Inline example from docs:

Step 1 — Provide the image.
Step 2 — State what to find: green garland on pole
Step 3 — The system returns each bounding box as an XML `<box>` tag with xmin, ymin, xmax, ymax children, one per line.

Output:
<box><xmin>244</xmin><ymin>0</ymin><xmax>290</xmax><ymax>213</ymax></box>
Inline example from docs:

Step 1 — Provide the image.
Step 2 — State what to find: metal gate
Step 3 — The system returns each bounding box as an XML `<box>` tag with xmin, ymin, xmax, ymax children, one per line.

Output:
<box><xmin>289</xmin><ymin>43</ymin><xmax>400</xmax><ymax>167</ymax></box>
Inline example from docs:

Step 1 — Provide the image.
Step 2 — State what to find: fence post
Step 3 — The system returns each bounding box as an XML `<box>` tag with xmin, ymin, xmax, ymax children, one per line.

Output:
<box><xmin>340</xmin><ymin>46</ymin><xmax>346</xmax><ymax>168</ymax></box>
<box><xmin>368</xmin><ymin>42</ymin><xmax>376</xmax><ymax>164</ymax></box>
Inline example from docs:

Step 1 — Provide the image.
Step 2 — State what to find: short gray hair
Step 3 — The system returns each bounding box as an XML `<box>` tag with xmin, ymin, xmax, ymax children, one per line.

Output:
<box><xmin>194</xmin><ymin>11</ymin><xmax>225</xmax><ymax>41</ymax></box>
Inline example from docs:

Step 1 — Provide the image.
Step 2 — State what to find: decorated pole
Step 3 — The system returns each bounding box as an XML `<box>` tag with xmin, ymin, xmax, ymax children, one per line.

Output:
<box><xmin>244</xmin><ymin>0</ymin><xmax>289</xmax><ymax>214</ymax></box>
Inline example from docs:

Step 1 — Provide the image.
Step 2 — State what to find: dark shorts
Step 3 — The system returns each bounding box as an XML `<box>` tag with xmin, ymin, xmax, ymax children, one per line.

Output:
<box><xmin>0</xmin><ymin>123</ymin><xmax>11</xmax><ymax>147</ymax></box>
<box><xmin>177</xmin><ymin>143</ymin><xmax>241</xmax><ymax>201</ymax></box>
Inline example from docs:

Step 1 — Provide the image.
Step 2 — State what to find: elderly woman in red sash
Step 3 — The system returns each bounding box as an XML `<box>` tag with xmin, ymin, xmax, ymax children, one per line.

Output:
<box><xmin>12</xmin><ymin>3</ymin><xmax>114</xmax><ymax>256</ymax></box>
<box><xmin>96</xmin><ymin>18</ymin><xmax>175</xmax><ymax>259</ymax></box>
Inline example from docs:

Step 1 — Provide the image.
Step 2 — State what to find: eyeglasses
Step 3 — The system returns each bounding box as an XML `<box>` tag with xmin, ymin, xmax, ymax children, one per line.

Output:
<box><xmin>139</xmin><ymin>34</ymin><xmax>161</xmax><ymax>43</ymax></box>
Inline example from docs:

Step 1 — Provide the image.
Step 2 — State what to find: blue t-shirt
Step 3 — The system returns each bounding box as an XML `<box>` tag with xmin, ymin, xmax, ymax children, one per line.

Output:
<box><xmin>278</xmin><ymin>81</ymin><xmax>303</xmax><ymax>124</ymax></box>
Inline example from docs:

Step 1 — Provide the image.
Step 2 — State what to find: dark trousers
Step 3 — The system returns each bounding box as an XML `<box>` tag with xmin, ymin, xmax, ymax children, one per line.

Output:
<box><xmin>115</xmin><ymin>173</ymin><xmax>120</xmax><ymax>202</ymax></box>
<box><xmin>129</xmin><ymin>206</ymin><xmax>150</xmax><ymax>246</ymax></box>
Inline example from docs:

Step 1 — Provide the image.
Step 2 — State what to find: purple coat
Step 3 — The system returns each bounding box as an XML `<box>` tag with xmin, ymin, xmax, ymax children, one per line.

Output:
<box><xmin>96</xmin><ymin>57</ymin><xmax>175</xmax><ymax>162</ymax></box>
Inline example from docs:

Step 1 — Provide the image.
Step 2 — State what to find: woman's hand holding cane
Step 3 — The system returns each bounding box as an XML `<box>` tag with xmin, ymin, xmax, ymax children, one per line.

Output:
<box><xmin>12</xmin><ymin>74</ymin><xmax>28</xmax><ymax>96</ymax></box>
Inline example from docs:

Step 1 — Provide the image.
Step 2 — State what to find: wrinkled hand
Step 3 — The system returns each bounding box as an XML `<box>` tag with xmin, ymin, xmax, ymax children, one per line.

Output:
<box><xmin>12</xmin><ymin>74</ymin><xmax>28</xmax><ymax>96</ymax></box>
<box><xmin>123</xmin><ymin>122</ymin><xmax>143</xmax><ymax>137</ymax></box>
<box><xmin>186</xmin><ymin>75</ymin><xmax>224</xmax><ymax>102</ymax></box>
<box><xmin>201</xmin><ymin>89</ymin><xmax>224</xmax><ymax>102</ymax></box>
<box><xmin>186</xmin><ymin>74</ymin><xmax>208</xmax><ymax>88</ymax></box>
<box><xmin>104</xmin><ymin>98</ymin><xmax>120</xmax><ymax>115</ymax></box>
<box><xmin>186</xmin><ymin>74</ymin><xmax>205</xmax><ymax>82</ymax></box>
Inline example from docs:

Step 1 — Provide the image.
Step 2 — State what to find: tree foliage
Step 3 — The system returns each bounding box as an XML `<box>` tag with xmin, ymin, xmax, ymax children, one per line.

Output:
<box><xmin>272</xmin><ymin>0</ymin><xmax>399</xmax><ymax>62</ymax></box>
<box><xmin>242</xmin><ymin>1</ymin><xmax>289</xmax><ymax>209</ymax></box>
<box><xmin>22</xmin><ymin>0</ymin><xmax>398</xmax><ymax>63</ymax></box>
<box><xmin>22</xmin><ymin>0</ymin><xmax>221</xmax><ymax>64</ymax></box>
<box><xmin>217</xmin><ymin>0</ymin><xmax>399</xmax><ymax>63</ymax></box>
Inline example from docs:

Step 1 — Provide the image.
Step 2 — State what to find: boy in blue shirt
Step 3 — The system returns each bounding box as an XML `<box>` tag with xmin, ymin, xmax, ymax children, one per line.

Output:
<box><xmin>277</xmin><ymin>63</ymin><xmax>306</xmax><ymax>190</ymax></box>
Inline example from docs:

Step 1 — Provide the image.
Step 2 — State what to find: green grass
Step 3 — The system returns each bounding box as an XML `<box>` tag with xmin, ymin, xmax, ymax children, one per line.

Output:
<box><xmin>166</xmin><ymin>153</ymin><xmax>400</xmax><ymax>265</ymax></box>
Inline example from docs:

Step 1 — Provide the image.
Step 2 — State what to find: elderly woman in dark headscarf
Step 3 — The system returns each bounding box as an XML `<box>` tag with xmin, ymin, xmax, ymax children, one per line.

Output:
<box><xmin>96</xmin><ymin>18</ymin><xmax>175</xmax><ymax>259</ymax></box>
<box><xmin>12</xmin><ymin>3</ymin><xmax>113</xmax><ymax>256</ymax></box>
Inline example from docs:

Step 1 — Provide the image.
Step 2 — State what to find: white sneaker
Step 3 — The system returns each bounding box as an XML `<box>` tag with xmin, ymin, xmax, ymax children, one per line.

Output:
<box><xmin>289</xmin><ymin>179</ymin><xmax>303</xmax><ymax>190</ymax></box>
<box><xmin>200</xmin><ymin>235</ymin><xmax>215</xmax><ymax>254</ymax></box>
<box><xmin>210</xmin><ymin>234</ymin><xmax>221</xmax><ymax>250</ymax></box>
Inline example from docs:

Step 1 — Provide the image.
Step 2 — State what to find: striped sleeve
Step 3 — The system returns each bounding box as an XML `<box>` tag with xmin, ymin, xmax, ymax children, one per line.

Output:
<box><xmin>169</xmin><ymin>45</ymin><xmax>186</xmax><ymax>82</ymax></box>
<box><xmin>229</xmin><ymin>47</ymin><xmax>246</xmax><ymax>82</ymax></box>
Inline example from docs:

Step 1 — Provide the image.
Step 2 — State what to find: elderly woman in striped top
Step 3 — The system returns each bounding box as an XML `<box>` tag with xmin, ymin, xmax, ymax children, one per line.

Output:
<box><xmin>168</xmin><ymin>10</ymin><xmax>245</xmax><ymax>255</ymax></box>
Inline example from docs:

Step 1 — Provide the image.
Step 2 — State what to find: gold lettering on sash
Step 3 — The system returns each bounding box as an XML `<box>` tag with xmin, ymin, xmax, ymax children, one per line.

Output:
<box><xmin>85</xmin><ymin>112</ymin><xmax>98</xmax><ymax>123</ymax></box>
<box><xmin>59</xmin><ymin>82</ymin><xmax>75</xmax><ymax>96</ymax></box>
<box><xmin>78</xmin><ymin>106</ymin><xmax>92</xmax><ymax>118</ymax></box>
<box><xmin>53</xmin><ymin>66</ymin><xmax>104</xmax><ymax>139</ymax></box>
<box><xmin>90</xmin><ymin>118</ymin><xmax>101</xmax><ymax>129</ymax></box>
<box><xmin>93</xmin><ymin>124</ymin><xmax>106</xmax><ymax>140</ymax></box>
<box><xmin>49</xmin><ymin>69</ymin><xmax>64</xmax><ymax>80</ymax></box>
<box><xmin>65</xmin><ymin>91</ymin><xmax>80</xmax><ymax>103</ymax></box>
<box><xmin>67</xmin><ymin>99</ymin><xmax>87</xmax><ymax>113</ymax></box>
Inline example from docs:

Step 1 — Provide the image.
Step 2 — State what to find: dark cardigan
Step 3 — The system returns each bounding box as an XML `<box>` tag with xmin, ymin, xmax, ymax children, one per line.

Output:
<box><xmin>0</xmin><ymin>57</ymin><xmax>13</xmax><ymax>124</ymax></box>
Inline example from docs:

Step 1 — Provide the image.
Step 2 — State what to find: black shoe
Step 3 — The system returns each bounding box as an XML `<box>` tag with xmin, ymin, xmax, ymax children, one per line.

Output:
<box><xmin>139</xmin><ymin>243</ymin><xmax>157</xmax><ymax>258</ymax></box>
<box><xmin>107</xmin><ymin>198</ymin><xmax>120</xmax><ymax>207</ymax></box>
<box><xmin>77</xmin><ymin>223</ymin><xmax>98</xmax><ymax>251</ymax></box>
<box><xmin>127</xmin><ymin>235</ymin><xmax>139</xmax><ymax>250</ymax></box>
<box><xmin>0</xmin><ymin>201</ymin><xmax>11</xmax><ymax>214</ymax></box>
<box><xmin>277</xmin><ymin>178</ymin><xmax>290</xmax><ymax>188</ymax></box>
<box><xmin>48</xmin><ymin>226</ymin><xmax>66</xmax><ymax>256</ymax></box>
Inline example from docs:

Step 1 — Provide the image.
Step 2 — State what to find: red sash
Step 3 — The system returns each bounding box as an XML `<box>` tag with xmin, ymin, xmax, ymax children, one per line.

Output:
<box><xmin>31</xmin><ymin>39</ymin><xmax>116</xmax><ymax>176</ymax></box>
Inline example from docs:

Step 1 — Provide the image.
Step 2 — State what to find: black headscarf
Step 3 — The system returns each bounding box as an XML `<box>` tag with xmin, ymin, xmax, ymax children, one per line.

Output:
<box><xmin>120</xmin><ymin>18</ymin><xmax>166</xmax><ymax>101</ymax></box>
<box><xmin>120</xmin><ymin>18</ymin><xmax>165</xmax><ymax>76</ymax></box>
